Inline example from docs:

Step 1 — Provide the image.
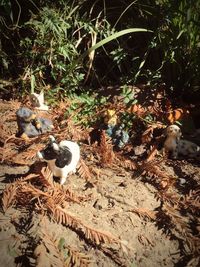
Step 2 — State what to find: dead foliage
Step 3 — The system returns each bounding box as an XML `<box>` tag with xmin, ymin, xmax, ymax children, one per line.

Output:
<box><xmin>35</xmin><ymin>225</ymin><xmax>92</xmax><ymax>267</ymax></box>
<box><xmin>114</xmin><ymin>155</ymin><xmax>137</xmax><ymax>171</ymax></box>
<box><xmin>155</xmin><ymin>189</ymin><xmax>200</xmax><ymax>256</ymax></box>
<box><xmin>99</xmin><ymin>130</ymin><xmax>115</xmax><ymax>167</ymax></box>
<box><xmin>141</xmin><ymin>122</ymin><xmax>165</xmax><ymax>144</ymax></box>
<box><xmin>129</xmin><ymin>207</ymin><xmax>157</xmax><ymax>221</ymax></box>
<box><xmin>34</xmin><ymin>230</ymin><xmax>66</xmax><ymax>267</ymax></box>
<box><xmin>0</xmin><ymin>163</ymin><xmax>125</xmax><ymax>265</ymax></box>
<box><xmin>162</xmin><ymin>202</ymin><xmax>200</xmax><ymax>255</ymax></box>
<box><xmin>128</xmin><ymin>103</ymin><xmax>148</xmax><ymax>117</ymax></box>
<box><xmin>0</xmin><ymin>122</ymin><xmax>14</xmax><ymax>143</ymax></box>
<box><xmin>166</xmin><ymin>108</ymin><xmax>190</xmax><ymax>124</ymax></box>
<box><xmin>1</xmin><ymin>96</ymin><xmax>200</xmax><ymax>266</ymax></box>
<box><xmin>2</xmin><ymin>183</ymin><xmax>17</xmax><ymax>212</ymax></box>
<box><xmin>163</xmin><ymin>202</ymin><xmax>192</xmax><ymax>237</ymax></box>
<box><xmin>140</xmin><ymin>159</ymin><xmax>176</xmax><ymax>190</ymax></box>
<box><xmin>65</xmin><ymin>246</ymin><xmax>92</xmax><ymax>267</ymax></box>
<box><xmin>77</xmin><ymin>159</ymin><xmax>95</xmax><ymax>184</ymax></box>
<box><xmin>1</xmin><ymin>173</ymin><xmax>39</xmax><ymax>212</ymax></box>
<box><xmin>181</xmin><ymin>189</ymin><xmax>200</xmax><ymax>214</ymax></box>
<box><xmin>39</xmin><ymin>166</ymin><xmax>86</xmax><ymax>205</ymax></box>
<box><xmin>100</xmin><ymin>246</ymin><xmax>128</xmax><ymax>267</ymax></box>
<box><xmin>56</xmin><ymin>118</ymin><xmax>90</xmax><ymax>143</ymax></box>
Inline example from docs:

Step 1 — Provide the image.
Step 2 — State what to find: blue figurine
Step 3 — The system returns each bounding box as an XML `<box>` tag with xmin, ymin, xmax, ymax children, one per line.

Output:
<box><xmin>16</xmin><ymin>107</ymin><xmax>54</xmax><ymax>139</ymax></box>
<box><xmin>106</xmin><ymin>123</ymin><xmax>129</xmax><ymax>149</ymax></box>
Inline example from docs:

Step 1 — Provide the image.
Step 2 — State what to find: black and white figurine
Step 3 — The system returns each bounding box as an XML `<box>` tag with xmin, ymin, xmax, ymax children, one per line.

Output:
<box><xmin>37</xmin><ymin>136</ymin><xmax>80</xmax><ymax>185</ymax></box>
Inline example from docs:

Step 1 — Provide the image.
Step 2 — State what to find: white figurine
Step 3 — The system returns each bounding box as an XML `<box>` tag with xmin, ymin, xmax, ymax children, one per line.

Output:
<box><xmin>164</xmin><ymin>124</ymin><xmax>200</xmax><ymax>159</ymax></box>
<box><xmin>30</xmin><ymin>91</ymin><xmax>49</xmax><ymax>111</ymax></box>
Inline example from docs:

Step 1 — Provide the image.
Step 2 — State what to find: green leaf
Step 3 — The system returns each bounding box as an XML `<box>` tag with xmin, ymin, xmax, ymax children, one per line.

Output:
<box><xmin>7</xmin><ymin>245</ymin><xmax>18</xmax><ymax>257</ymax></box>
<box><xmin>71</xmin><ymin>28</ymin><xmax>152</xmax><ymax>70</ymax></box>
<box><xmin>31</xmin><ymin>74</ymin><xmax>35</xmax><ymax>93</ymax></box>
<box><xmin>58</xmin><ymin>237</ymin><xmax>66</xmax><ymax>251</ymax></box>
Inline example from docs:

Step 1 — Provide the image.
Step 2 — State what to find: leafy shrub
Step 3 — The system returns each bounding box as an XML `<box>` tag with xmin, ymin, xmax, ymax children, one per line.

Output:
<box><xmin>1</xmin><ymin>0</ymin><xmax>199</xmax><ymax>100</ymax></box>
<box><xmin>20</xmin><ymin>5</ymin><xmax>92</xmax><ymax>94</ymax></box>
<box><xmin>133</xmin><ymin>0</ymin><xmax>200</xmax><ymax>94</ymax></box>
<box><xmin>66</xmin><ymin>91</ymin><xmax>107</xmax><ymax>127</ymax></box>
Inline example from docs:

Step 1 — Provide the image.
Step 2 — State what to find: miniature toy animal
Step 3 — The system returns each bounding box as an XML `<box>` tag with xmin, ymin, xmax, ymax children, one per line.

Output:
<box><xmin>104</xmin><ymin>109</ymin><xmax>129</xmax><ymax>148</ymax></box>
<box><xmin>37</xmin><ymin>136</ymin><xmax>80</xmax><ymax>185</ymax></box>
<box><xmin>30</xmin><ymin>91</ymin><xmax>49</xmax><ymax>111</ymax></box>
<box><xmin>106</xmin><ymin>124</ymin><xmax>129</xmax><ymax>149</ymax></box>
<box><xmin>164</xmin><ymin>124</ymin><xmax>200</xmax><ymax>159</ymax></box>
<box><xmin>16</xmin><ymin>107</ymin><xmax>53</xmax><ymax>139</ymax></box>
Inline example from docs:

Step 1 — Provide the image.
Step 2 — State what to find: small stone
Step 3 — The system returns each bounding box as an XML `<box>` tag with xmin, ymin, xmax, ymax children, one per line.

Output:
<box><xmin>93</xmin><ymin>198</ymin><xmax>108</xmax><ymax>210</ymax></box>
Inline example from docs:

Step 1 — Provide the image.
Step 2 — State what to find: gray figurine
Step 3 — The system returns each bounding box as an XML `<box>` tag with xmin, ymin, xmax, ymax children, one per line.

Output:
<box><xmin>16</xmin><ymin>107</ymin><xmax>54</xmax><ymax>139</ymax></box>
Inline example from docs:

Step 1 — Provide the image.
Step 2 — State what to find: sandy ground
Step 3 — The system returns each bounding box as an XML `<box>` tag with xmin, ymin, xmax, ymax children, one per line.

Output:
<box><xmin>0</xmin><ymin>100</ymin><xmax>200</xmax><ymax>267</ymax></box>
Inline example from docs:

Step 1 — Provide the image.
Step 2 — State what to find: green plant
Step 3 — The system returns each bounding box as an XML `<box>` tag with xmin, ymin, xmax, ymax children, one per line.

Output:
<box><xmin>66</xmin><ymin>92</ymin><xmax>107</xmax><ymax>127</ymax></box>
<box><xmin>1</xmin><ymin>0</ymin><xmax>199</xmax><ymax>101</ymax></box>
<box><xmin>120</xmin><ymin>85</ymin><xmax>137</xmax><ymax>106</ymax></box>
<box><xmin>142</xmin><ymin>0</ymin><xmax>200</xmax><ymax>93</ymax></box>
<box><xmin>20</xmin><ymin>5</ymin><xmax>84</xmax><ymax>93</ymax></box>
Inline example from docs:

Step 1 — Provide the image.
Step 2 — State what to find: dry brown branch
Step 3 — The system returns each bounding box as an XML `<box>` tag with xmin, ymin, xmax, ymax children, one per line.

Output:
<box><xmin>186</xmin><ymin>235</ymin><xmax>200</xmax><ymax>255</ymax></box>
<box><xmin>115</xmin><ymin>156</ymin><xmax>137</xmax><ymax>171</ymax></box>
<box><xmin>45</xmin><ymin>201</ymin><xmax>120</xmax><ymax>247</ymax></box>
<box><xmin>81</xmin><ymin>224</ymin><xmax>118</xmax><ymax>245</ymax></box>
<box><xmin>2</xmin><ymin>173</ymin><xmax>39</xmax><ymax>211</ymax></box>
<box><xmin>36</xmin><ymin>224</ymin><xmax>92</xmax><ymax>267</ymax></box>
<box><xmin>21</xmin><ymin>184</ymin><xmax>66</xmax><ymax>208</ymax></box>
<box><xmin>163</xmin><ymin>202</ymin><xmax>200</xmax><ymax>254</ymax></box>
<box><xmin>18</xmin><ymin>173</ymin><xmax>40</xmax><ymax>182</ymax></box>
<box><xmin>66</xmin><ymin>246</ymin><xmax>92</xmax><ymax>267</ymax></box>
<box><xmin>0</xmin><ymin>142</ymin><xmax>18</xmax><ymax>163</ymax></box>
<box><xmin>181</xmin><ymin>189</ymin><xmax>200</xmax><ymax>213</ymax></box>
<box><xmin>77</xmin><ymin>159</ymin><xmax>94</xmax><ymax>183</ymax></box>
<box><xmin>141</xmin><ymin>122</ymin><xmax>165</xmax><ymax>144</ymax></box>
<box><xmin>129</xmin><ymin>207</ymin><xmax>157</xmax><ymax>221</ymax></box>
<box><xmin>99</xmin><ymin>130</ymin><xmax>115</xmax><ymax>166</ymax></box>
<box><xmin>4</xmin><ymin>100</ymin><xmax>21</xmax><ymax>111</ymax></box>
<box><xmin>163</xmin><ymin>203</ymin><xmax>191</xmax><ymax>237</ymax></box>
<box><xmin>47</xmin><ymin>203</ymin><xmax>81</xmax><ymax>228</ymax></box>
<box><xmin>64</xmin><ymin>188</ymin><xmax>88</xmax><ymax>203</ymax></box>
<box><xmin>13</xmin><ymin>143</ymin><xmax>45</xmax><ymax>165</ymax></box>
<box><xmin>100</xmin><ymin>246</ymin><xmax>127</xmax><ymax>267</ymax></box>
<box><xmin>157</xmin><ymin>190</ymin><xmax>200</xmax><ymax>215</ymax></box>
<box><xmin>65</xmin><ymin>119</ymin><xmax>90</xmax><ymax>142</ymax></box>
<box><xmin>39</xmin><ymin>167</ymin><xmax>85</xmax><ymax>203</ymax></box>
<box><xmin>128</xmin><ymin>104</ymin><xmax>147</xmax><ymax>117</ymax></box>
<box><xmin>2</xmin><ymin>183</ymin><xmax>17</xmax><ymax>212</ymax></box>
<box><xmin>141</xmin><ymin>159</ymin><xmax>176</xmax><ymax>190</ymax></box>
<box><xmin>34</xmin><ymin>230</ymin><xmax>66</xmax><ymax>267</ymax></box>
<box><xmin>146</xmin><ymin>144</ymin><xmax>159</xmax><ymax>162</ymax></box>
<box><xmin>40</xmin><ymin>166</ymin><xmax>55</xmax><ymax>188</ymax></box>
<box><xmin>155</xmin><ymin>191</ymin><xmax>180</xmax><ymax>206</ymax></box>
<box><xmin>0</xmin><ymin>123</ymin><xmax>14</xmax><ymax>143</ymax></box>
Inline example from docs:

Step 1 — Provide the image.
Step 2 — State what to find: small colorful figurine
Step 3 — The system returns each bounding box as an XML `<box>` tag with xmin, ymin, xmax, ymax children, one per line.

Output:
<box><xmin>16</xmin><ymin>107</ymin><xmax>54</xmax><ymax>139</ymax></box>
<box><xmin>104</xmin><ymin>109</ymin><xmax>129</xmax><ymax>149</ymax></box>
